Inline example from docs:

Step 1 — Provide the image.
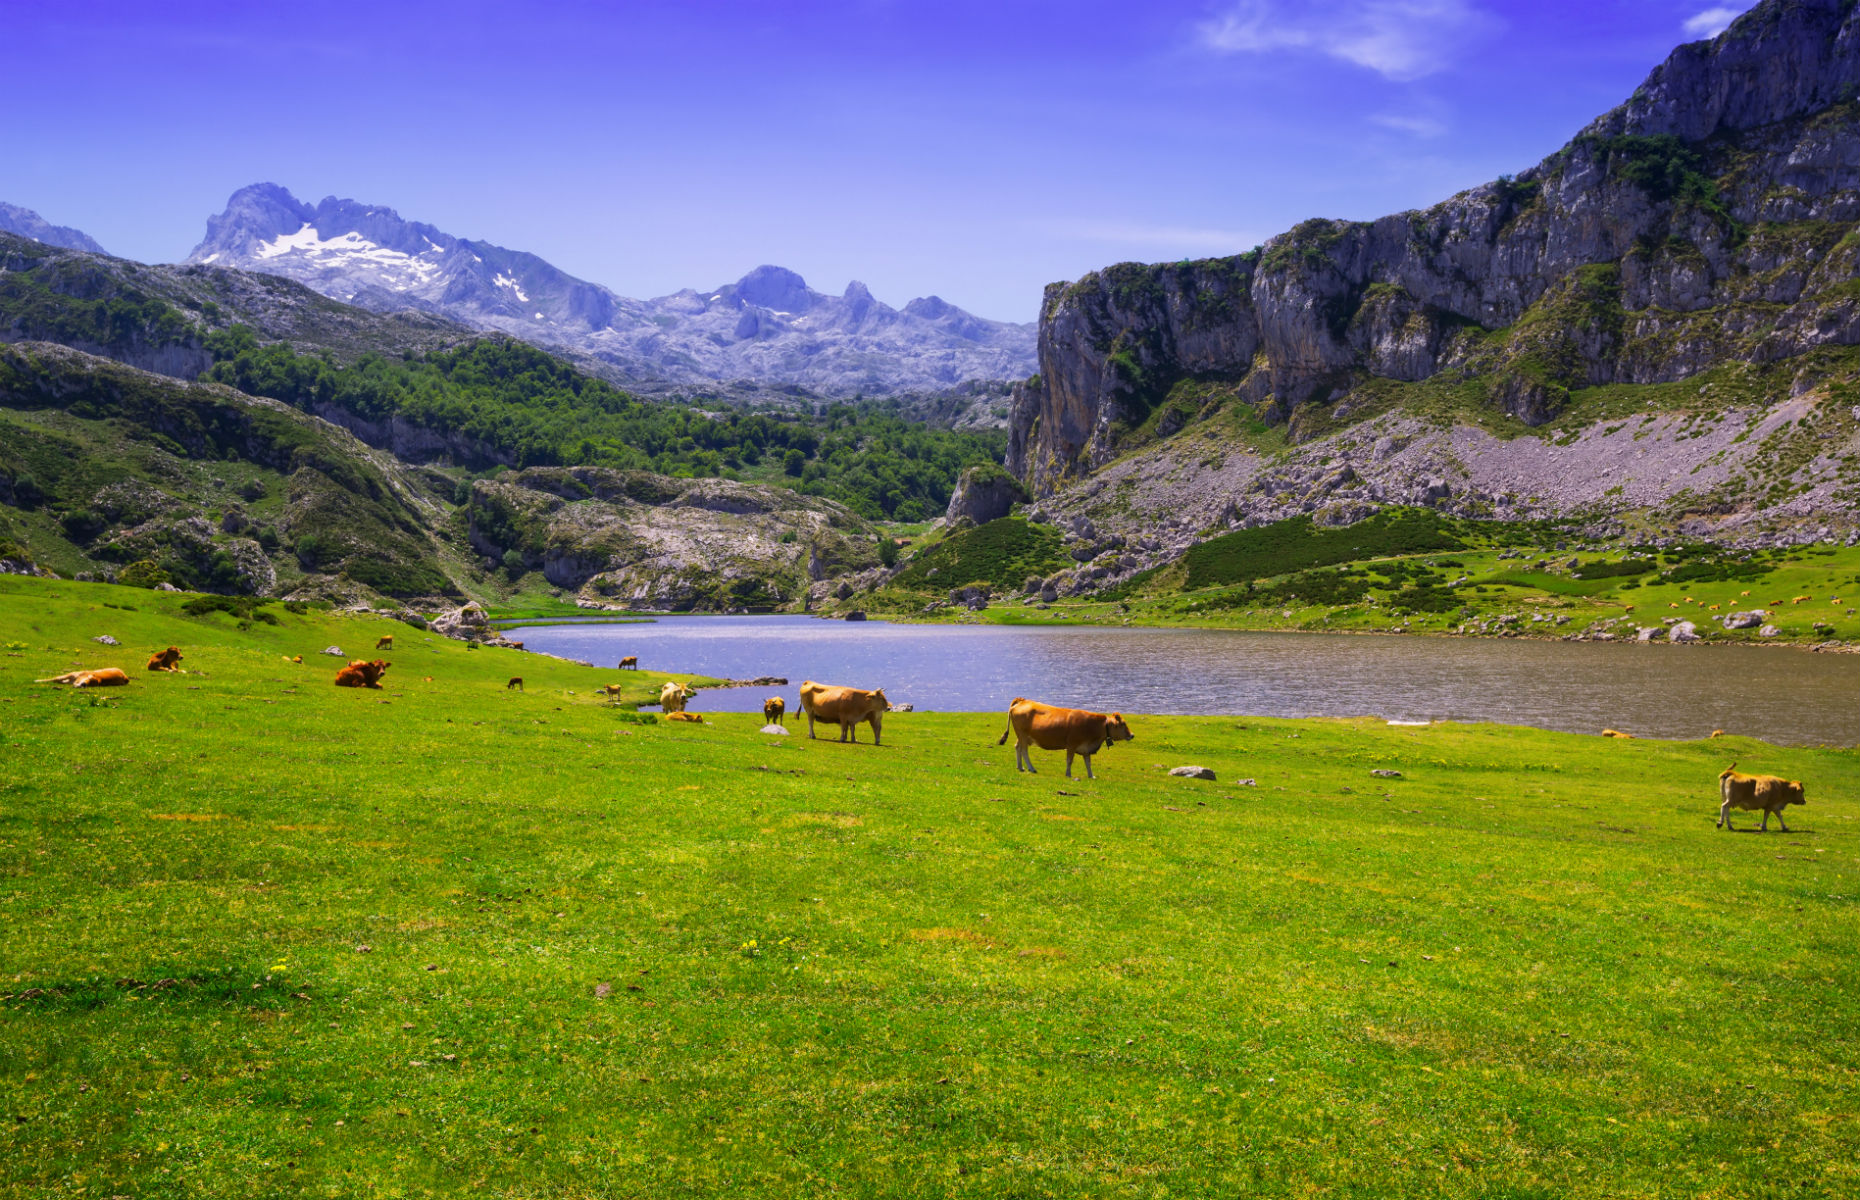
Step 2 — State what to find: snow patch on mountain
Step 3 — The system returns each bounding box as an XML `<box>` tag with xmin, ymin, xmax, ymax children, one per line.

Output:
<box><xmin>187</xmin><ymin>183</ymin><xmax>1035</xmax><ymax>397</ymax></box>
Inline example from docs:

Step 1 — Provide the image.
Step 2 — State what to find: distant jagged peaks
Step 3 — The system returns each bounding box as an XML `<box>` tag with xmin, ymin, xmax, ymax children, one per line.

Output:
<box><xmin>185</xmin><ymin>184</ymin><xmax>1035</xmax><ymax>396</ymax></box>
<box><xmin>0</xmin><ymin>202</ymin><xmax>105</xmax><ymax>254</ymax></box>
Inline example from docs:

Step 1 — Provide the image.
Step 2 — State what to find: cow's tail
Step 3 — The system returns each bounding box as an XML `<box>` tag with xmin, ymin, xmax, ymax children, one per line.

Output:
<box><xmin>1721</xmin><ymin>761</ymin><xmax>1737</xmax><ymax>778</ymax></box>
<box><xmin>997</xmin><ymin>726</ymin><xmax>1010</xmax><ymax>746</ymax></box>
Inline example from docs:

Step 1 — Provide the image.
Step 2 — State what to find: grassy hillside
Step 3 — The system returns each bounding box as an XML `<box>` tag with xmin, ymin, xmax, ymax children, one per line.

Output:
<box><xmin>2</xmin><ymin>576</ymin><xmax>1856</xmax><ymax>1197</ymax></box>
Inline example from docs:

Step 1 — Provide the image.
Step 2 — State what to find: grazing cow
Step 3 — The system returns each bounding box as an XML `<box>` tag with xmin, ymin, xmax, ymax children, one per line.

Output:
<box><xmin>146</xmin><ymin>646</ymin><xmax>184</xmax><ymax>672</ymax></box>
<box><xmin>659</xmin><ymin>681</ymin><xmax>691</xmax><ymax>713</ymax></box>
<box><xmin>507</xmin><ymin>677</ymin><xmax>524</xmax><ymax>691</ymax></box>
<box><xmin>375</xmin><ymin>634</ymin><xmax>394</xmax><ymax>650</ymax></box>
<box><xmin>997</xmin><ymin>698</ymin><xmax>1134</xmax><ymax>780</ymax></box>
<box><xmin>1711</xmin><ymin>729</ymin><xmax>1726</xmax><ymax>738</ymax></box>
<box><xmin>334</xmin><ymin>659</ymin><xmax>391</xmax><ymax>689</ymax></box>
<box><xmin>763</xmin><ymin>696</ymin><xmax>786</xmax><ymax>726</ymax></box>
<box><xmin>1718</xmin><ymin>762</ymin><xmax>1806</xmax><ymax>831</ymax></box>
<box><xmin>798</xmin><ymin>681</ymin><xmax>888</xmax><ymax>744</ymax></box>
<box><xmin>665</xmin><ymin>711</ymin><xmax>705</xmax><ymax>723</ymax></box>
<box><xmin>1602</xmin><ymin>728</ymin><xmax>1635</xmax><ymax>739</ymax></box>
<box><xmin>36</xmin><ymin>668</ymin><xmax>130</xmax><ymax>688</ymax></box>
<box><xmin>619</xmin><ymin>656</ymin><xmax>639</xmax><ymax>670</ymax></box>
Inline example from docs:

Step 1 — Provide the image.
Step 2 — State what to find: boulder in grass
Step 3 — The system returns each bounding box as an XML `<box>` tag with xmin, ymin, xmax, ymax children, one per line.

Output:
<box><xmin>1169</xmin><ymin>766</ymin><xmax>1216</xmax><ymax>781</ymax></box>
<box><xmin>760</xmin><ymin>724</ymin><xmax>790</xmax><ymax>736</ymax></box>
<box><xmin>1371</xmin><ymin>769</ymin><xmax>1403</xmax><ymax>779</ymax></box>
<box><xmin>93</xmin><ymin>635</ymin><xmax>119</xmax><ymax>646</ymax></box>
<box><xmin>322</xmin><ymin>645</ymin><xmax>344</xmax><ymax>657</ymax></box>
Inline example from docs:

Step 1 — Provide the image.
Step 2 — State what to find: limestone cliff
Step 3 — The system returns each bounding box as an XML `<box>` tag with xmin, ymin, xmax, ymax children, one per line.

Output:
<box><xmin>1010</xmin><ymin>0</ymin><xmax>1860</xmax><ymax>497</ymax></box>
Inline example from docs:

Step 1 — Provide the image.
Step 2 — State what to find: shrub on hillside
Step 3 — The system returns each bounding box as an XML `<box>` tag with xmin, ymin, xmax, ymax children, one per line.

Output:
<box><xmin>117</xmin><ymin>559</ymin><xmax>170</xmax><ymax>589</ymax></box>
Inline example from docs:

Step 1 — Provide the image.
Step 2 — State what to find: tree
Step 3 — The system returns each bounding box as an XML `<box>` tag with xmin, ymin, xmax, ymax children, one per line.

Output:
<box><xmin>783</xmin><ymin>449</ymin><xmax>806</xmax><ymax>477</ymax></box>
<box><xmin>877</xmin><ymin>536</ymin><xmax>898</xmax><ymax>568</ymax></box>
<box><xmin>118</xmin><ymin>559</ymin><xmax>171</xmax><ymax>589</ymax></box>
<box><xmin>502</xmin><ymin>549</ymin><xmax>526</xmax><ymax>579</ymax></box>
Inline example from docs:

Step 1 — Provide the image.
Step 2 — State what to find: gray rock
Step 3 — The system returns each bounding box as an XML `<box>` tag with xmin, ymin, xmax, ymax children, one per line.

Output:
<box><xmin>1759</xmin><ymin>624</ymin><xmax>1782</xmax><ymax>637</ymax></box>
<box><xmin>1169</xmin><ymin>766</ymin><xmax>1216</xmax><ymax>781</ymax></box>
<box><xmin>92</xmin><ymin>635</ymin><xmax>120</xmax><ymax>645</ymax></box>
<box><xmin>1371</xmin><ymin>769</ymin><xmax>1403</xmax><ymax>778</ymax></box>
<box><xmin>760</xmin><ymin>724</ymin><xmax>790</xmax><ymax>736</ymax></box>
<box><xmin>321</xmin><ymin>645</ymin><xmax>344</xmax><ymax>657</ymax></box>
<box><xmin>1670</xmin><ymin>621</ymin><xmax>1701</xmax><ymax>643</ymax></box>
<box><xmin>1720</xmin><ymin>610</ymin><xmax>1766</xmax><ymax>629</ymax></box>
<box><xmin>944</xmin><ymin>466</ymin><xmax>1027</xmax><ymax>526</ymax></box>
<box><xmin>1636</xmin><ymin>626</ymin><xmax>1664</xmax><ymax>642</ymax></box>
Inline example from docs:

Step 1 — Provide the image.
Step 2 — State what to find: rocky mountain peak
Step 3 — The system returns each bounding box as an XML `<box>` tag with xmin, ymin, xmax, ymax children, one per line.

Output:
<box><xmin>183</xmin><ymin>185</ymin><xmax>1036</xmax><ymax>398</ymax></box>
<box><xmin>0</xmin><ymin>202</ymin><xmax>106</xmax><ymax>254</ymax></box>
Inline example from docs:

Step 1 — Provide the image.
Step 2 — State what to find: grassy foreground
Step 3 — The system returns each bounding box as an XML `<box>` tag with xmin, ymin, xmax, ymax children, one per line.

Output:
<box><xmin>2</xmin><ymin>577</ymin><xmax>1857</xmax><ymax>1198</ymax></box>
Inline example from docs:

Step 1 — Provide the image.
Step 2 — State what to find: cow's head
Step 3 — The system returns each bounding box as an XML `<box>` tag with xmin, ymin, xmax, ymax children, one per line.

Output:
<box><xmin>1105</xmin><ymin>713</ymin><xmax>1134</xmax><ymax>744</ymax></box>
<box><xmin>873</xmin><ymin>689</ymin><xmax>889</xmax><ymax>710</ymax></box>
<box><xmin>1784</xmin><ymin>781</ymin><xmax>1807</xmax><ymax>807</ymax></box>
<box><xmin>367</xmin><ymin>659</ymin><xmax>391</xmax><ymax>683</ymax></box>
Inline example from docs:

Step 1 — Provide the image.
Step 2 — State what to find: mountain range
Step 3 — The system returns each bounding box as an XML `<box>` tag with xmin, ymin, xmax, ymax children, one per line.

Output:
<box><xmin>184</xmin><ymin>183</ymin><xmax>1035</xmax><ymax>398</ymax></box>
<box><xmin>0</xmin><ymin>202</ymin><xmax>106</xmax><ymax>254</ymax></box>
<box><xmin>1001</xmin><ymin>0</ymin><xmax>1860</xmax><ymax>574</ymax></box>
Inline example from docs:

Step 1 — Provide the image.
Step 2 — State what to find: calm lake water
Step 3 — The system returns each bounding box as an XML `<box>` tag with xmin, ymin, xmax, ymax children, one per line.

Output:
<box><xmin>507</xmin><ymin>614</ymin><xmax>1860</xmax><ymax>745</ymax></box>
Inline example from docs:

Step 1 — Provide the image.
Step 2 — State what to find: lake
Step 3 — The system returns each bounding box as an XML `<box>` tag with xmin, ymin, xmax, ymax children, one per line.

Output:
<box><xmin>506</xmin><ymin>614</ymin><xmax>1860</xmax><ymax>745</ymax></box>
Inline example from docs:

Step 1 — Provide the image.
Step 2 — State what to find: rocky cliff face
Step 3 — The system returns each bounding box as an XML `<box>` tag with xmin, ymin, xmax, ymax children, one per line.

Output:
<box><xmin>189</xmin><ymin>186</ymin><xmax>1036</xmax><ymax>397</ymax></box>
<box><xmin>1010</xmin><ymin>0</ymin><xmax>1860</xmax><ymax>497</ymax></box>
<box><xmin>464</xmin><ymin>467</ymin><xmax>879</xmax><ymax>610</ymax></box>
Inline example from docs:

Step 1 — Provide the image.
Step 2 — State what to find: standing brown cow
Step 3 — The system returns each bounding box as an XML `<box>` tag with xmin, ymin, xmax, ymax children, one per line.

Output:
<box><xmin>619</xmin><ymin>656</ymin><xmax>639</xmax><ymax>670</ymax></box>
<box><xmin>998</xmin><ymin>698</ymin><xmax>1134</xmax><ymax>780</ymax></box>
<box><xmin>1718</xmin><ymin>762</ymin><xmax>1806</xmax><ymax>831</ymax></box>
<box><xmin>763</xmin><ymin>696</ymin><xmax>786</xmax><ymax>726</ymax></box>
<box><xmin>798</xmin><ymin>681</ymin><xmax>887</xmax><ymax>744</ymax></box>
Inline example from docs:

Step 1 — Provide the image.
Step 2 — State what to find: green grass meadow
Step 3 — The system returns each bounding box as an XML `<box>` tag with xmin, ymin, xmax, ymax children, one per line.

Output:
<box><xmin>2</xmin><ymin>576</ymin><xmax>1857</xmax><ymax>1197</ymax></box>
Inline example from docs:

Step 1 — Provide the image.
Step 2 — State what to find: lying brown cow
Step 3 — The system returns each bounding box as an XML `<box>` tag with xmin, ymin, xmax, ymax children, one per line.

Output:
<box><xmin>1718</xmin><ymin>762</ymin><xmax>1806</xmax><ymax>831</ymax></box>
<box><xmin>763</xmin><ymin>696</ymin><xmax>786</xmax><ymax>726</ymax></box>
<box><xmin>665</xmin><ymin>711</ymin><xmax>705</xmax><ymax>724</ymax></box>
<box><xmin>36</xmin><ymin>668</ymin><xmax>130</xmax><ymax>688</ymax></box>
<box><xmin>998</xmin><ymin>698</ymin><xmax>1133</xmax><ymax>780</ymax></box>
<box><xmin>334</xmin><ymin>659</ymin><xmax>391</xmax><ymax>689</ymax></box>
<box><xmin>798</xmin><ymin>681</ymin><xmax>887</xmax><ymax>744</ymax></box>
<box><xmin>146</xmin><ymin>646</ymin><xmax>184</xmax><ymax>672</ymax></box>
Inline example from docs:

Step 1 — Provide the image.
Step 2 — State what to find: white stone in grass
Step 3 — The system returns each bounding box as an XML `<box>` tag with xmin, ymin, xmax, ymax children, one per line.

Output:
<box><xmin>760</xmin><ymin>724</ymin><xmax>790</xmax><ymax>735</ymax></box>
<box><xmin>1169</xmin><ymin>766</ymin><xmax>1216</xmax><ymax>781</ymax></box>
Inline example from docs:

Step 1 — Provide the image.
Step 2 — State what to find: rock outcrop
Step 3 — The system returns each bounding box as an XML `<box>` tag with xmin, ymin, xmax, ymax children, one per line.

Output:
<box><xmin>944</xmin><ymin>464</ymin><xmax>1027</xmax><ymax>526</ymax></box>
<box><xmin>1009</xmin><ymin>0</ymin><xmax>1860</xmax><ymax>498</ymax></box>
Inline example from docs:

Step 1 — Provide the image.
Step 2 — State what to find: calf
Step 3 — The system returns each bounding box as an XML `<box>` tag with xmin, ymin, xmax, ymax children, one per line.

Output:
<box><xmin>763</xmin><ymin>696</ymin><xmax>786</xmax><ymax>726</ymax></box>
<box><xmin>146</xmin><ymin>646</ymin><xmax>184</xmax><ymax>672</ymax></box>
<box><xmin>507</xmin><ymin>677</ymin><xmax>524</xmax><ymax>691</ymax></box>
<box><xmin>375</xmin><ymin>634</ymin><xmax>394</xmax><ymax>650</ymax></box>
<box><xmin>1718</xmin><ymin>762</ymin><xmax>1806</xmax><ymax>831</ymax></box>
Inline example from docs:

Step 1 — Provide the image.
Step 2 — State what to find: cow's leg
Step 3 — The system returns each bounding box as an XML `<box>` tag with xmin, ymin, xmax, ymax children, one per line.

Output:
<box><xmin>807</xmin><ymin>714</ymin><xmax>817</xmax><ymax>740</ymax></box>
<box><xmin>1082</xmin><ymin>753</ymin><xmax>1095</xmax><ymax>780</ymax></box>
<box><xmin>1019</xmin><ymin>741</ymin><xmax>1035</xmax><ymax>773</ymax></box>
<box><xmin>1775</xmin><ymin>810</ymin><xmax>1791</xmax><ymax>832</ymax></box>
<box><xmin>1065</xmin><ymin>749</ymin><xmax>1075</xmax><ymax>779</ymax></box>
<box><xmin>1718</xmin><ymin>798</ymin><xmax>1729</xmax><ymax>829</ymax></box>
<box><xmin>871</xmin><ymin>715</ymin><xmax>882</xmax><ymax>747</ymax></box>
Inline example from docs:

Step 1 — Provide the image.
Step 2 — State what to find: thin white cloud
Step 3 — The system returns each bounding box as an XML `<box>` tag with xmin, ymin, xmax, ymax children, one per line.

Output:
<box><xmin>1197</xmin><ymin>0</ymin><xmax>1496</xmax><ymax>82</ymax></box>
<box><xmin>1370</xmin><ymin>112</ymin><xmax>1448</xmax><ymax>138</ymax></box>
<box><xmin>1682</xmin><ymin>5</ymin><xmax>1746</xmax><ymax>38</ymax></box>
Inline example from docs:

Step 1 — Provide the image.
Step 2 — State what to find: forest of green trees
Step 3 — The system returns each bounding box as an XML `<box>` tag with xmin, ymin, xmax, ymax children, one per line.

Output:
<box><xmin>203</xmin><ymin>330</ymin><xmax>1005</xmax><ymax>520</ymax></box>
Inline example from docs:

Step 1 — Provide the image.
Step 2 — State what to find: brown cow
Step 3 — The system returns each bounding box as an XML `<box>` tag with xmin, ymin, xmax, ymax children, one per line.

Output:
<box><xmin>507</xmin><ymin>677</ymin><xmax>525</xmax><ymax>691</ymax></box>
<box><xmin>375</xmin><ymin>634</ymin><xmax>394</xmax><ymax>650</ymax></box>
<box><xmin>659</xmin><ymin>681</ymin><xmax>690</xmax><ymax>713</ymax></box>
<box><xmin>665</xmin><ymin>711</ymin><xmax>705</xmax><ymax>723</ymax></box>
<box><xmin>334</xmin><ymin>659</ymin><xmax>391</xmax><ymax>689</ymax></box>
<box><xmin>599</xmin><ymin>683</ymin><xmax>625</xmax><ymax>697</ymax></box>
<box><xmin>36</xmin><ymin>668</ymin><xmax>130</xmax><ymax>688</ymax></box>
<box><xmin>763</xmin><ymin>696</ymin><xmax>786</xmax><ymax>726</ymax></box>
<box><xmin>619</xmin><ymin>656</ymin><xmax>639</xmax><ymax>670</ymax></box>
<box><xmin>146</xmin><ymin>646</ymin><xmax>184</xmax><ymax>672</ymax></box>
<box><xmin>1602</xmin><ymin>729</ymin><xmax>1635</xmax><ymax>739</ymax></box>
<box><xmin>997</xmin><ymin>698</ymin><xmax>1134</xmax><ymax>780</ymax></box>
<box><xmin>798</xmin><ymin>681</ymin><xmax>887</xmax><ymax>744</ymax></box>
<box><xmin>1718</xmin><ymin>762</ymin><xmax>1806</xmax><ymax>831</ymax></box>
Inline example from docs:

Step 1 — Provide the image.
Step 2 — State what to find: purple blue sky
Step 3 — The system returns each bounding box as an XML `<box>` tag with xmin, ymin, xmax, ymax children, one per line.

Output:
<box><xmin>9</xmin><ymin>0</ymin><xmax>1752</xmax><ymax>321</ymax></box>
